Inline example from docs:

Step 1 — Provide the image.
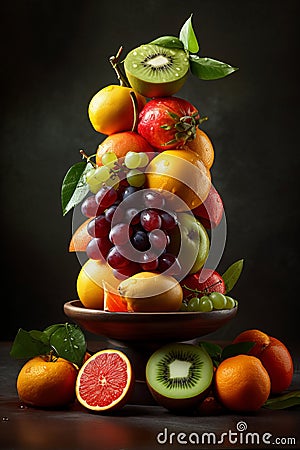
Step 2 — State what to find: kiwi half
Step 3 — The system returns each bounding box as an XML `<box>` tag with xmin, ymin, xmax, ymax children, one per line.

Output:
<box><xmin>146</xmin><ymin>342</ymin><xmax>213</xmax><ymax>411</ymax></box>
<box><xmin>124</xmin><ymin>44</ymin><xmax>189</xmax><ymax>98</ymax></box>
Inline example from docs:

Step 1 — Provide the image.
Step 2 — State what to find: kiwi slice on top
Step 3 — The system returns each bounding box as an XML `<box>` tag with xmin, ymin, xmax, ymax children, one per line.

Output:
<box><xmin>146</xmin><ymin>342</ymin><xmax>213</xmax><ymax>411</ymax></box>
<box><xmin>124</xmin><ymin>44</ymin><xmax>189</xmax><ymax>98</ymax></box>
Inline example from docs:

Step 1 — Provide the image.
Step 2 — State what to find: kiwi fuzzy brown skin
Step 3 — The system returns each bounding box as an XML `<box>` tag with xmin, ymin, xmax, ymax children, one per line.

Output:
<box><xmin>124</xmin><ymin>43</ymin><xmax>189</xmax><ymax>98</ymax></box>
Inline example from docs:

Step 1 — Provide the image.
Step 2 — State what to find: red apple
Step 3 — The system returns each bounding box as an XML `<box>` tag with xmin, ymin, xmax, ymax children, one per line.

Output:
<box><xmin>181</xmin><ymin>268</ymin><xmax>226</xmax><ymax>300</ymax></box>
<box><xmin>193</xmin><ymin>185</ymin><xmax>224</xmax><ymax>229</ymax></box>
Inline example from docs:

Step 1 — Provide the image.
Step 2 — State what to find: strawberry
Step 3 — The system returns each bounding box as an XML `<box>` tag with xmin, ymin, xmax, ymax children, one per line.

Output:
<box><xmin>137</xmin><ymin>97</ymin><xmax>204</xmax><ymax>150</ymax></box>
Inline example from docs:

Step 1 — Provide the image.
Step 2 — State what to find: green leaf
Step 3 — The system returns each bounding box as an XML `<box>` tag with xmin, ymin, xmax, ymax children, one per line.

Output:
<box><xmin>43</xmin><ymin>324</ymin><xmax>65</xmax><ymax>339</ymax></box>
<box><xmin>61</xmin><ymin>161</ymin><xmax>92</xmax><ymax>216</ymax></box>
<box><xmin>179</xmin><ymin>14</ymin><xmax>199</xmax><ymax>53</ymax></box>
<box><xmin>222</xmin><ymin>259</ymin><xmax>244</xmax><ymax>293</ymax></box>
<box><xmin>150</xmin><ymin>36</ymin><xmax>184</xmax><ymax>49</ymax></box>
<box><xmin>199</xmin><ymin>341</ymin><xmax>222</xmax><ymax>359</ymax></box>
<box><xmin>10</xmin><ymin>328</ymin><xmax>51</xmax><ymax>359</ymax></box>
<box><xmin>49</xmin><ymin>323</ymin><xmax>87</xmax><ymax>367</ymax></box>
<box><xmin>189</xmin><ymin>55</ymin><xmax>238</xmax><ymax>80</ymax></box>
<box><xmin>221</xmin><ymin>341</ymin><xmax>255</xmax><ymax>361</ymax></box>
<box><xmin>264</xmin><ymin>391</ymin><xmax>300</xmax><ymax>410</ymax></box>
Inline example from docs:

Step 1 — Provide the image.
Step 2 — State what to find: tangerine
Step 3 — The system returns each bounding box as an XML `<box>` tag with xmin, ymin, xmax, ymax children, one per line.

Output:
<box><xmin>17</xmin><ymin>356</ymin><xmax>78</xmax><ymax>408</ymax></box>
<box><xmin>96</xmin><ymin>131</ymin><xmax>154</xmax><ymax>166</ymax></box>
<box><xmin>76</xmin><ymin>349</ymin><xmax>134</xmax><ymax>411</ymax></box>
<box><xmin>215</xmin><ymin>354</ymin><xmax>271</xmax><ymax>412</ymax></box>
<box><xmin>76</xmin><ymin>259</ymin><xmax>120</xmax><ymax>309</ymax></box>
<box><xmin>182</xmin><ymin>128</ymin><xmax>215</xmax><ymax>169</ymax></box>
<box><xmin>233</xmin><ymin>329</ymin><xmax>294</xmax><ymax>394</ymax></box>
<box><xmin>69</xmin><ymin>218</ymin><xmax>92</xmax><ymax>252</ymax></box>
<box><xmin>145</xmin><ymin>149</ymin><xmax>211</xmax><ymax>211</ymax></box>
<box><xmin>88</xmin><ymin>85</ymin><xmax>146</xmax><ymax>135</ymax></box>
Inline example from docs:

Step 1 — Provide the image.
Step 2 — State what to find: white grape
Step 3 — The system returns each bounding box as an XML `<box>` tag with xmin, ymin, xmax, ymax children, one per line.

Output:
<box><xmin>124</xmin><ymin>151</ymin><xmax>141</xmax><ymax>169</ymax></box>
<box><xmin>93</xmin><ymin>166</ymin><xmax>110</xmax><ymax>182</ymax></box>
<box><xmin>138</xmin><ymin>152</ymin><xmax>149</xmax><ymax>167</ymax></box>
<box><xmin>101</xmin><ymin>152</ymin><xmax>118</xmax><ymax>168</ymax></box>
<box><xmin>127</xmin><ymin>169</ymin><xmax>145</xmax><ymax>187</ymax></box>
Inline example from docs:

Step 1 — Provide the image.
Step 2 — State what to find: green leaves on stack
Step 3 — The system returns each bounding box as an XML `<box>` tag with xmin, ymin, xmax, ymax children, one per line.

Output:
<box><xmin>151</xmin><ymin>14</ymin><xmax>238</xmax><ymax>81</ymax></box>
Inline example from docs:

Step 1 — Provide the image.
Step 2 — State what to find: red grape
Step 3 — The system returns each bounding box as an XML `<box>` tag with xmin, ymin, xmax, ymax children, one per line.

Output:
<box><xmin>140</xmin><ymin>209</ymin><xmax>162</xmax><ymax>232</ymax></box>
<box><xmin>113</xmin><ymin>262</ymin><xmax>140</xmax><ymax>280</ymax></box>
<box><xmin>158</xmin><ymin>253</ymin><xmax>182</xmax><ymax>277</ymax></box>
<box><xmin>109</xmin><ymin>223</ymin><xmax>133</xmax><ymax>246</ymax></box>
<box><xmin>107</xmin><ymin>246</ymin><xmax>130</xmax><ymax>269</ymax></box>
<box><xmin>140</xmin><ymin>252</ymin><xmax>159</xmax><ymax>271</ymax></box>
<box><xmin>148</xmin><ymin>229</ymin><xmax>169</xmax><ymax>252</ymax></box>
<box><xmin>160</xmin><ymin>211</ymin><xmax>178</xmax><ymax>230</ymax></box>
<box><xmin>143</xmin><ymin>190</ymin><xmax>165</xmax><ymax>209</ymax></box>
<box><xmin>124</xmin><ymin>208</ymin><xmax>140</xmax><ymax>225</ymax></box>
<box><xmin>81</xmin><ymin>195</ymin><xmax>103</xmax><ymax>218</ymax></box>
<box><xmin>87</xmin><ymin>215</ymin><xmax>111</xmax><ymax>238</ymax></box>
<box><xmin>104</xmin><ymin>205</ymin><xmax>118</xmax><ymax>222</ymax></box>
<box><xmin>95</xmin><ymin>186</ymin><xmax>118</xmax><ymax>208</ymax></box>
<box><xmin>86</xmin><ymin>237</ymin><xmax>112</xmax><ymax>260</ymax></box>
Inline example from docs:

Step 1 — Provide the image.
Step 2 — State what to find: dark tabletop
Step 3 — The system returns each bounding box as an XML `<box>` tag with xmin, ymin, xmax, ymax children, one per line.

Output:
<box><xmin>1</xmin><ymin>341</ymin><xmax>299</xmax><ymax>450</ymax></box>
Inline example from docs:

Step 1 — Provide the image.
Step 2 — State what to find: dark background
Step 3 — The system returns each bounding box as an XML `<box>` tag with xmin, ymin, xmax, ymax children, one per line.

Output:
<box><xmin>1</xmin><ymin>0</ymin><xmax>299</xmax><ymax>345</ymax></box>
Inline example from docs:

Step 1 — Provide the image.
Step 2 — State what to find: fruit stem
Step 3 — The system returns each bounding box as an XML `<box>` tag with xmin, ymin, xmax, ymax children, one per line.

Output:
<box><xmin>130</xmin><ymin>91</ymin><xmax>139</xmax><ymax>132</ymax></box>
<box><xmin>183</xmin><ymin>279</ymin><xmax>223</xmax><ymax>297</ymax></box>
<box><xmin>199</xmin><ymin>116</ymin><xmax>209</xmax><ymax>125</ymax></box>
<box><xmin>47</xmin><ymin>350</ymin><xmax>57</xmax><ymax>362</ymax></box>
<box><xmin>80</xmin><ymin>150</ymin><xmax>97</xmax><ymax>168</ymax></box>
<box><xmin>109</xmin><ymin>46</ymin><xmax>130</xmax><ymax>87</ymax></box>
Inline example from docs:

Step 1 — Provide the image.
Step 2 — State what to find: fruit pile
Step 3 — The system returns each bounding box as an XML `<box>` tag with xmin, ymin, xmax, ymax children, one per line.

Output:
<box><xmin>10</xmin><ymin>16</ymin><xmax>298</xmax><ymax>418</ymax></box>
<box><xmin>62</xmin><ymin>15</ymin><xmax>242</xmax><ymax>313</ymax></box>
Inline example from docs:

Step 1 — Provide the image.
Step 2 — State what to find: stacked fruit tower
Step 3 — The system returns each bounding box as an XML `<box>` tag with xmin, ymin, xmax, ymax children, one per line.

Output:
<box><xmin>12</xmin><ymin>14</ymin><xmax>296</xmax><ymax>417</ymax></box>
<box><xmin>62</xmin><ymin>16</ymin><xmax>243</xmax><ymax>316</ymax></box>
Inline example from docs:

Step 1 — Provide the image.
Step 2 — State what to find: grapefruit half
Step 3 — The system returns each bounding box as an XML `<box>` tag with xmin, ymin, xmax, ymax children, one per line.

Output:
<box><xmin>76</xmin><ymin>349</ymin><xmax>134</xmax><ymax>411</ymax></box>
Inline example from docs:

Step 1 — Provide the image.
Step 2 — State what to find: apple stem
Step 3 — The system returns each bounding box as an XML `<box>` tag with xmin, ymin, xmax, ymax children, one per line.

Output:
<box><xmin>109</xmin><ymin>46</ymin><xmax>130</xmax><ymax>87</ymax></box>
<box><xmin>130</xmin><ymin>91</ymin><xmax>139</xmax><ymax>132</ymax></box>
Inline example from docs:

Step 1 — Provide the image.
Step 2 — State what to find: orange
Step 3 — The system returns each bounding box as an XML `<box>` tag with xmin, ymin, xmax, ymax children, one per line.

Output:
<box><xmin>69</xmin><ymin>218</ymin><xmax>92</xmax><ymax>252</ymax></box>
<box><xmin>76</xmin><ymin>259</ymin><xmax>120</xmax><ymax>309</ymax></box>
<box><xmin>233</xmin><ymin>329</ymin><xmax>271</xmax><ymax>357</ymax></box>
<box><xmin>96</xmin><ymin>131</ymin><xmax>154</xmax><ymax>166</ymax></box>
<box><xmin>182</xmin><ymin>128</ymin><xmax>215</xmax><ymax>169</ymax></box>
<box><xmin>76</xmin><ymin>349</ymin><xmax>134</xmax><ymax>411</ymax></box>
<box><xmin>215</xmin><ymin>354</ymin><xmax>271</xmax><ymax>412</ymax></box>
<box><xmin>104</xmin><ymin>289</ymin><xmax>128</xmax><ymax>312</ymax></box>
<box><xmin>88</xmin><ymin>85</ymin><xmax>146</xmax><ymax>135</ymax></box>
<box><xmin>17</xmin><ymin>355</ymin><xmax>78</xmax><ymax>408</ymax></box>
<box><xmin>233</xmin><ymin>329</ymin><xmax>294</xmax><ymax>394</ymax></box>
<box><xmin>145</xmin><ymin>149</ymin><xmax>211</xmax><ymax>211</ymax></box>
<box><xmin>259</xmin><ymin>337</ymin><xmax>294</xmax><ymax>394</ymax></box>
